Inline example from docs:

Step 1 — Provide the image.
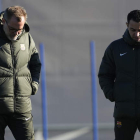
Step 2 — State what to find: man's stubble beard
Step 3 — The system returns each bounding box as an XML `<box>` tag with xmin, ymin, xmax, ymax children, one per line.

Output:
<box><xmin>7</xmin><ymin>35</ymin><xmax>18</xmax><ymax>41</ymax></box>
<box><xmin>3</xmin><ymin>26</ymin><xmax>21</xmax><ymax>41</ymax></box>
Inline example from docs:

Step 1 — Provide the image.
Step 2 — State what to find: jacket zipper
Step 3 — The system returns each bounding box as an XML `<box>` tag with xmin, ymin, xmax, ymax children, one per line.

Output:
<box><xmin>10</xmin><ymin>43</ymin><xmax>16</xmax><ymax>112</ymax></box>
<box><xmin>134</xmin><ymin>47</ymin><xmax>138</xmax><ymax>118</ymax></box>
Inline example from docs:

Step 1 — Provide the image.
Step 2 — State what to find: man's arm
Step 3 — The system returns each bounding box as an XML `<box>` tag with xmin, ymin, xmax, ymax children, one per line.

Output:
<box><xmin>28</xmin><ymin>34</ymin><xmax>41</xmax><ymax>95</ymax></box>
<box><xmin>98</xmin><ymin>44</ymin><xmax>116</xmax><ymax>102</ymax></box>
<box><xmin>29</xmin><ymin>52</ymin><xmax>41</xmax><ymax>83</ymax></box>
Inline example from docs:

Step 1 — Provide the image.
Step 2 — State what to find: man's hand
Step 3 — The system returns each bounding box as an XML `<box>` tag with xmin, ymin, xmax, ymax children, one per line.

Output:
<box><xmin>31</xmin><ymin>81</ymin><xmax>39</xmax><ymax>95</ymax></box>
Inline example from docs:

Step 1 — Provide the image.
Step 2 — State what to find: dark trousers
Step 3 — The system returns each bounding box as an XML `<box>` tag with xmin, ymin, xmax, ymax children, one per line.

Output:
<box><xmin>0</xmin><ymin>111</ymin><xmax>34</xmax><ymax>140</ymax></box>
<box><xmin>114</xmin><ymin>118</ymin><xmax>140</xmax><ymax>140</ymax></box>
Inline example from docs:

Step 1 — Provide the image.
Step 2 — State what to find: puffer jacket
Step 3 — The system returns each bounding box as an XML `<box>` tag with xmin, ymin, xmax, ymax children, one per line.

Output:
<box><xmin>0</xmin><ymin>12</ymin><xmax>41</xmax><ymax>114</ymax></box>
<box><xmin>98</xmin><ymin>29</ymin><xmax>140</xmax><ymax>118</ymax></box>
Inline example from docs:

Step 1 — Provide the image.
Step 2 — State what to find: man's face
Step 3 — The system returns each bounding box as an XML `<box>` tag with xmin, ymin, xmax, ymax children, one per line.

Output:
<box><xmin>2</xmin><ymin>15</ymin><xmax>25</xmax><ymax>40</ymax></box>
<box><xmin>126</xmin><ymin>19</ymin><xmax>140</xmax><ymax>42</ymax></box>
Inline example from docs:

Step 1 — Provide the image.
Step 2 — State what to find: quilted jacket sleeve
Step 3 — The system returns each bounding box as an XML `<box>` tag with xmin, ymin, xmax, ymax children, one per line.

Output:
<box><xmin>98</xmin><ymin>43</ymin><xmax>116</xmax><ymax>102</ymax></box>
<box><xmin>28</xmin><ymin>34</ymin><xmax>41</xmax><ymax>84</ymax></box>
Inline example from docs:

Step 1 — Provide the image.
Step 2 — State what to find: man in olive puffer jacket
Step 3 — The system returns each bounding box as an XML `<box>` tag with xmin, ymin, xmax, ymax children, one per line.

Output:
<box><xmin>98</xmin><ymin>10</ymin><xmax>140</xmax><ymax>140</ymax></box>
<box><xmin>0</xmin><ymin>6</ymin><xmax>41</xmax><ymax>140</ymax></box>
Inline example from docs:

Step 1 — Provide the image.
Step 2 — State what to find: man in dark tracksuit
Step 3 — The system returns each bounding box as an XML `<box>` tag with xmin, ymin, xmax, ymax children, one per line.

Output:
<box><xmin>0</xmin><ymin>6</ymin><xmax>41</xmax><ymax>140</ymax></box>
<box><xmin>98</xmin><ymin>10</ymin><xmax>140</xmax><ymax>140</ymax></box>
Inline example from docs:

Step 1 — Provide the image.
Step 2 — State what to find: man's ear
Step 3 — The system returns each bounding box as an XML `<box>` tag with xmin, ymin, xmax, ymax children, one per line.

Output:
<box><xmin>2</xmin><ymin>18</ymin><xmax>5</xmax><ymax>24</ymax></box>
<box><xmin>126</xmin><ymin>22</ymin><xmax>129</xmax><ymax>28</ymax></box>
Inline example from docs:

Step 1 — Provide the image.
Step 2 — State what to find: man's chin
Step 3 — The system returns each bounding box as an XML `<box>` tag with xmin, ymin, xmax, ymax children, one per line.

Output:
<box><xmin>133</xmin><ymin>38</ymin><xmax>140</xmax><ymax>42</ymax></box>
<box><xmin>136</xmin><ymin>40</ymin><xmax>140</xmax><ymax>42</ymax></box>
<box><xmin>8</xmin><ymin>36</ymin><xmax>18</xmax><ymax>41</ymax></box>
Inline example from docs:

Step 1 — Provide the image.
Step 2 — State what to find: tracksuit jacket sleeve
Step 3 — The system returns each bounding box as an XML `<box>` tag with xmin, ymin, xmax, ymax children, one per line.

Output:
<box><xmin>98</xmin><ymin>44</ymin><xmax>116</xmax><ymax>102</ymax></box>
<box><xmin>28</xmin><ymin>34</ymin><xmax>41</xmax><ymax>83</ymax></box>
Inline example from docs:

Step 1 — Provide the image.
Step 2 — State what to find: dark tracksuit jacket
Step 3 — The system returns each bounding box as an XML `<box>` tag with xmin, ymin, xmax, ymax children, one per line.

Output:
<box><xmin>98</xmin><ymin>29</ymin><xmax>140</xmax><ymax>118</ymax></box>
<box><xmin>0</xmin><ymin>12</ymin><xmax>41</xmax><ymax>114</ymax></box>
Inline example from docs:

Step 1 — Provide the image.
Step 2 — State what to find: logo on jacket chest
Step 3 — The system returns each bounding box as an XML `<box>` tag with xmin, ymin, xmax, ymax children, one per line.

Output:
<box><xmin>120</xmin><ymin>52</ymin><xmax>127</xmax><ymax>56</ymax></box>
<box><xmin>20</xmin><ymin>44</ymin><xmax>25</xmax><ymax>51</ymax></box>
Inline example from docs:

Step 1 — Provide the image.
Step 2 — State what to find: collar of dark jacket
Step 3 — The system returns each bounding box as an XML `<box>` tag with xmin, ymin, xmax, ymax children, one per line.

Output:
<box><xmin>0</xmin><ymin>24</ymin><xmax>7</xmax><ymax>39</ymax></box>
<box><xmin>123</xmin><ymin>29</ymin><xmax>140</xmax><ymax>46</ymax></box>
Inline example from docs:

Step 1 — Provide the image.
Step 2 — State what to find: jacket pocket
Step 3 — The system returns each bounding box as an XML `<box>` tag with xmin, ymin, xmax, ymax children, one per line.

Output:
<box><xmin>16</xmin><ymin>77</ymin><xmax>32</xmax><ymax>96</ymax></box>
<box><xmin>15</xmin><ymin>97</ymin><xmax>32</xmax><ymax>113</ymax></box>
<box><xmin>114</xmin><ymin>83</ymin><xmax>134</xmax><ymax>102</ymax></box>
<box><xmin>0</xmin><ymin>77</ymin><xmax>7</xmax><ymax>86</ymax></box>
<box><xmin>25</xmin><ymin>76</ymin><xmax>32</xmax><ymax>84</ymax></box>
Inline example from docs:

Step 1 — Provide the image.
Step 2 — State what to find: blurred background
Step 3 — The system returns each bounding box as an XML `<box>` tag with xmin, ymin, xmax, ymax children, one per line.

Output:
<box><xmin>1</xmin><ymin>0</ymin><xmax>140</xmax><ymax>140</ymax></box>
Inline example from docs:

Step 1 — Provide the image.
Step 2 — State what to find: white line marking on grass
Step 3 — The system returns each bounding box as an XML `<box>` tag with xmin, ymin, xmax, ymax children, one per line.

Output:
<box><xmin>48</xmin><ymin>127</ymin><xmax>91</xmax><ymax>140</ymax></box>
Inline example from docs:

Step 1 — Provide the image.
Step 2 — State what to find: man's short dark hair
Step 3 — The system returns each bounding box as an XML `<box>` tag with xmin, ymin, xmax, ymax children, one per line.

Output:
<box><xmin>127</xmin><ymin>10</ymin><xmax>140</xmax><ymax>23</ymax></box>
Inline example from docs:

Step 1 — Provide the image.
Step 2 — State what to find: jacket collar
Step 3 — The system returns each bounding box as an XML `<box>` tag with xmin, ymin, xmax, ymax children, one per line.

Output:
<box><xmin>0</xmin><ymin>24</ymin><xmax>8</xmax><ymax>39</ymax></box>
